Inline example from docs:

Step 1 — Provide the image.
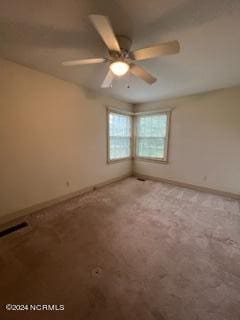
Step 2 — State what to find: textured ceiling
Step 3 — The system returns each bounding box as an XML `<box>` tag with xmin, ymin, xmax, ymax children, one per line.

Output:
<box><xmin>0</xmin><ymin>0</ymin><xmax>240</xmax><ymax>103</ymax></box>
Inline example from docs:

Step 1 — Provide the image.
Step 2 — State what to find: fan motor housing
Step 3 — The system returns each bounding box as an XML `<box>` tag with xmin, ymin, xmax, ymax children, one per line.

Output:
<box><xmin>109</xmin><ymin>35</ymin><xmax>132</xmax><ymax>59</ymax></box>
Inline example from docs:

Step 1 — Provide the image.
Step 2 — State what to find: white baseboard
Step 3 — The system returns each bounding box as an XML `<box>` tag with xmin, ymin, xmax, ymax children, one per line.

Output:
<box><xmin>0</xmin><ymin>174</ymin><xmax>131</xmax><ymax>226</ymax></box>
<box><xmin>2</xmin><ymin>172</ymin><xmax>238</xmax><ymax>227</ymax></box>
<box><xmin>133</xmin><ymin>173</ymin><xmax>240</xmax><ymax>200</ymax></box>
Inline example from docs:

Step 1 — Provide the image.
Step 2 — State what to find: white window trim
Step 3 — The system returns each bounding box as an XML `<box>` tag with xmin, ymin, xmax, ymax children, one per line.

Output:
<box><xmin>133</xmin><ymin>111</ymin><xmax>171</xmax><ymax>163</ymax></box>
<box><xmin>106</xmin><ymin>107</ymin><xmax>172</xmax><ymax>164</ymax></box>
<box><xmin>107</xmin><ymin>108</ymin><xmax>133</xmax><ymax>164</ymax></box>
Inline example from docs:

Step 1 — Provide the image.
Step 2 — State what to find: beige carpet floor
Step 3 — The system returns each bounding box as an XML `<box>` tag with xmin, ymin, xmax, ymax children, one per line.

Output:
<box><xmin>0</xmin><ymin>177</ymin><xmax>240</xmax><ymax>320</ymax></box>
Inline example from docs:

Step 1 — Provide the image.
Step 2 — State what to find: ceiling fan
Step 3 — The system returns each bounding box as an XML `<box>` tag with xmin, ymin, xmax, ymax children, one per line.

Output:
<box><xmin>62</xmin><ymin>15</ymin><xmax>180</xmax><ymax>88</ymax></box>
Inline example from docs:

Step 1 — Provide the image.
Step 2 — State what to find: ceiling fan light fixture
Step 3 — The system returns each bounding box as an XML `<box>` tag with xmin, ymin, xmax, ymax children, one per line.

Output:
<box><xmin>110</xmin><ymin>61</ymin><xmax>129</xmax><ymax>76</ymax></box>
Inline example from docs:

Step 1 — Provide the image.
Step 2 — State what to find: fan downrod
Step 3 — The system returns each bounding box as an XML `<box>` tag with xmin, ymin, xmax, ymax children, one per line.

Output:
<box><xmin>116</xmin><ymin>35</ymin><xmax>132</xmax><ymax>52</ymax></box>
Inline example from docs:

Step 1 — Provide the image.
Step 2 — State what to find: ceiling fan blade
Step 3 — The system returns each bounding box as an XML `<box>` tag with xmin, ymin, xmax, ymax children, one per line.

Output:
<box><xmin>131</xmin><ymin>40</ymin><xmax>180</xmax><ymax>61</ymax></box>
<box><xmin>89</xmin><ymin>15</ymin><xmax>121</xmax><ymax>53</ymax></box>
<box><xmin>62</xmin><ymin>58</ymin><xmax>106</xmax><ymax>66</ymax></box>
<box><xmin>101</xmin><ymin>70</ymin><xmax>114</xmax><ymax>88</ymax></box>
<box><xmin>129</xmin><ymin>64</ymin><xmax>156</xmax><ymax>84</ymax></box>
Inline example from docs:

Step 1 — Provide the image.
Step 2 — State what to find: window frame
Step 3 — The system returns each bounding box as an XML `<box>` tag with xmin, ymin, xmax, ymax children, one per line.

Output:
<box><xmin>134</xmin><ymin>111</ymin><xmax>171</xmax><ymax>163</ymax></box>
<box><xmin>107</xmin><ymin>108</ymin><xmax>133</xmax><ymax>164</ymax></box>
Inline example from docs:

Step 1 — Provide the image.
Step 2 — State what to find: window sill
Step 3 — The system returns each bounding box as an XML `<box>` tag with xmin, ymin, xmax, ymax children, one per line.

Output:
<box><xmin>107</xmin><ymin>157</ymin><xmax>133</xmax><ymax>164</ymax></box>
<box><xmin>134</xmin><ymin>157</ymin><xmax>168</xmax><ymax>164</ymax></box>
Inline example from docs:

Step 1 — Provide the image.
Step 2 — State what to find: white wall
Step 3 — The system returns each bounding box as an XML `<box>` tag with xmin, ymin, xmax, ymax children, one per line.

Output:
<box><xmin>134</xmin><ymin>87</ymin><xmax>240</xmax><ymax>195</ymax></box>
<box><xmin>1</xmin><ymin>58</ymin><xmax>239</xmax><ymax>224</ymax></box>
<box><xmin>0</xmin><ymin>58</ymin><xmax>132</xmax><ymax>221</ymax></box>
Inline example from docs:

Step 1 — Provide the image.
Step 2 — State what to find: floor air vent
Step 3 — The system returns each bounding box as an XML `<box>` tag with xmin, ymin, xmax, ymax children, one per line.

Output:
<box><xmin>0</xmin><ymin>221</ymin><xmax>28</xmax><ymax>238</ymax></box>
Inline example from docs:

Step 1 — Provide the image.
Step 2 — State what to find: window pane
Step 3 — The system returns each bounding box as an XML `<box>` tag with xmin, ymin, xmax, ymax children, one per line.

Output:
<box><xmin>136</xmin><ymin>114</ymin><xmax>168</xmax><ymax>159</ymax></box>
<box><xmin>109</xmin><ymin>112</ymin><xmax>131</xmax><ymax>160</ymax></box>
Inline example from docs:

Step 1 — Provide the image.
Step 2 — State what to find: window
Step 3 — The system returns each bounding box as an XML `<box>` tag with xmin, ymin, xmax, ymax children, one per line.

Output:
<box><xmin>107</xmin><ymin>108</ymin><xmax>171</xmax><ymax>164</ymax></box>
<box><xmin>107</xmin><ymin>111</ymin><xmax>132</xmax><ymax>162</ymax></box>
<box><xmin>135</xmin><ymin>112</ymin><xmax>170</xmax><ymax>162</ymax></box>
